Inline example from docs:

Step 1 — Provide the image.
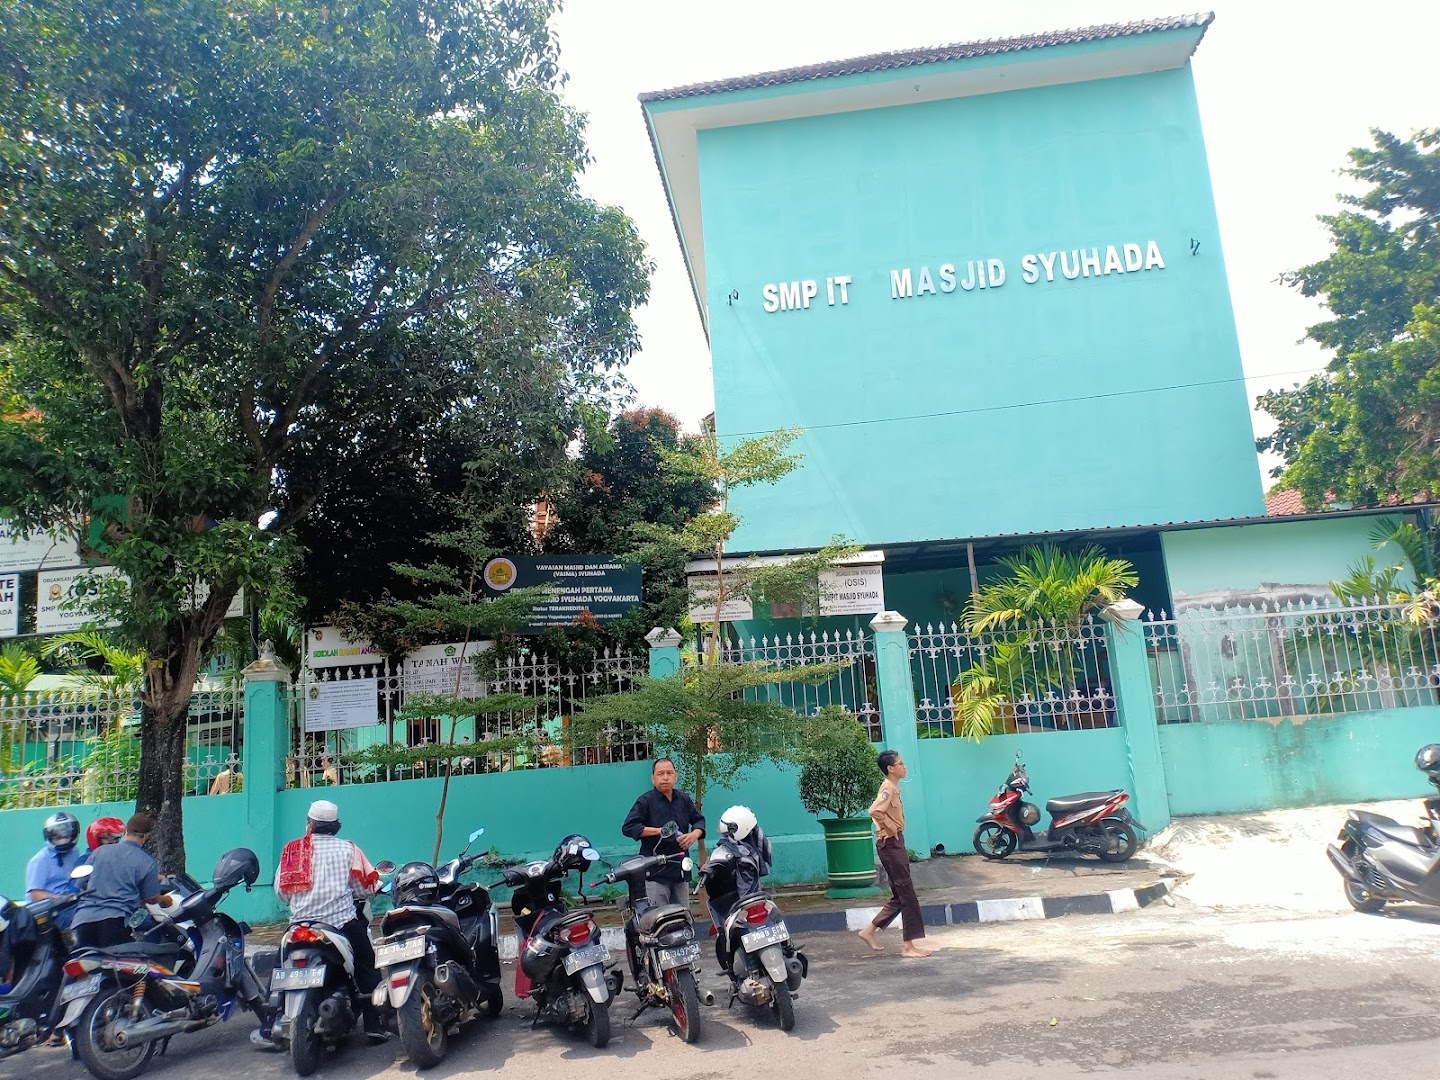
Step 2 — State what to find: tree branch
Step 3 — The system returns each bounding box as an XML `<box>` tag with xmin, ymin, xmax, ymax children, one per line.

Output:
<box><xmin>257</xmin><ymin>191</ymin><xmax>344</xmax><ymax>355</ymax></box>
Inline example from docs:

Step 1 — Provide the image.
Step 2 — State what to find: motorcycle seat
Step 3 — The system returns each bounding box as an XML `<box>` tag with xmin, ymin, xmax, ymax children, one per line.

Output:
<box><xmin>1045</xmin><ymin>791</ymin><xmax>1120</xmax><ymax>815</ymax></box>
<box><xmin>96</xmin><ymin>941</ymin><xmax>185</xmax><ymax>963</ymax></box>
<box><xmin>1353</xmin><ymin>810</ymin><xmax>1428</xmax><ymax>847</ymax></box>
<box><xmin>636</xmin><ymin>904</ymin><xmax>689</xmax><ymax>934</ymax></box>
<box><xmin>385</xmin><ymin>905</ymin><xmax>461</xmax><ymax>931</ymax></box>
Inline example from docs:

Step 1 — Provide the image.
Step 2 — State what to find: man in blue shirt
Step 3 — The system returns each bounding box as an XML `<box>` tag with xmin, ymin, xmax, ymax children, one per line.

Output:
<box><xmin>71</xmin><ymin>813</ymin><xmax>166</xmax><ymax>949</ymax></box>
<box><xmin>24</xmin><ymin>811</ymin><xmax>83</xmax><ymax>907</ymax></box>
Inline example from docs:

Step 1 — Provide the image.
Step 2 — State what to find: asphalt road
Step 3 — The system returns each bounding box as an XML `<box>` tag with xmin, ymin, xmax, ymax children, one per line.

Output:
<box><xmin>11</xmin><ymin>899</ymin><xmax>1440</xmax><ymax>1080</ymax></box>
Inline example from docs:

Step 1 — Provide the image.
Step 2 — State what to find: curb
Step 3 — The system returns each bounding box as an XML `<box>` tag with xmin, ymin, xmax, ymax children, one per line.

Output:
<box><xmin>786</xmin><ymin>880</ymin><xmax>1173</xmax><ymax>934</ymax></box>
<box><xmin>242</xmin><ymin>882</ymin><xmax>1170</xmax><ymax>979</ymax></box>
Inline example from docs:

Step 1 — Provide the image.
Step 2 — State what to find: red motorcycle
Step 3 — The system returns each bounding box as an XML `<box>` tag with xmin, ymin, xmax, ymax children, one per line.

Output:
<box><xmin>973</xmin><ymin>755</ymin><xmax>1144</xmax><ymax>862</ymax></box>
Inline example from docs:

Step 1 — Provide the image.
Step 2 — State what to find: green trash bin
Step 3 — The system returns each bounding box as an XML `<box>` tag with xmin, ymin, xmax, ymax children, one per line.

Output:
<box><xmin>821</xmin><ymin>816</ymin><xmax>877</xmax><ymax>894</ymax></box>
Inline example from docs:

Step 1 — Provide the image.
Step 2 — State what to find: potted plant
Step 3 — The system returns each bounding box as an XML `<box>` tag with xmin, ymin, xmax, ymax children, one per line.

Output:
<box><xmin>799</xmin><ymin>706</ymin><xmax>879</xmax><ymax>895</ymax></box>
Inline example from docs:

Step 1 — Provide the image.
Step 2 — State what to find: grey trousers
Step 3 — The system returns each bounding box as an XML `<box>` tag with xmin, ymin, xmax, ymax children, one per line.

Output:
<box><xmin>645</xmin><ymin>879</ymin><xmax>691</xmax><ymax>907</ymax></box>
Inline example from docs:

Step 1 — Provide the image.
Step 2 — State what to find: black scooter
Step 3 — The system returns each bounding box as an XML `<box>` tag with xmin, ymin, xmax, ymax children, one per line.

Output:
<box><xmin>592</xmin><ymin>828</ymin><xmax>711</xmax><ymax>1044</ymax></box>
<box><xmin>698</xmin><ymin>828</ymin><xmax>807</xmax><ymax>1032</ymax></box>
<box><xmin>372</xmin><ymin>827</ymin><xmax>503</xmax><ymax>1068</ymax></box>
<box><xmin>503</xmin><ymin>834</ymin><xmax>618</xmax><ymax>1049</ymax></box>
<box><xmin>0</xmin><ymin>889</ymin><xmax>80</xmax><ymax>1057</ymax></box>
<box><xmin>1328</xmin><ymin>799</ymin><xmax>1440</xmax><ymax>913</ymax></box>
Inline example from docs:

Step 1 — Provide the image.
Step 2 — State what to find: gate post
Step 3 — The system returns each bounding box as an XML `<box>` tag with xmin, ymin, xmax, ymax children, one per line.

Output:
<box><xmin>1102</xmin><ymin>616</ymin><xmax>1172</xmax><ymax>833</ymax></box>
<box><xmin>869</xmin><ymin>611</ymin><xmax>931</xmax><ymax>857</ymax></box>
<box><xmin>645</xmin><ymin>627</ymin><xmax>684</xmax><ymax>678</ymax></box>
<box><xmin>240</xmin><ymin>645</ymin><xmax>291</xmax><ymax>919</ymax></box>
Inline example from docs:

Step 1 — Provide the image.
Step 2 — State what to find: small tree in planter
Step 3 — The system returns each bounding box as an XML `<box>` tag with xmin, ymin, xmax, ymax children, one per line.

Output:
<box><xmin>798</xmin><ymin>706</ymin><xmax>879</xmax><ymax>894</ymax></box>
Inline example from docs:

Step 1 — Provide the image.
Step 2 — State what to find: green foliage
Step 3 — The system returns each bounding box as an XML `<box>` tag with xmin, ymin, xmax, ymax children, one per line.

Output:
<box><xmin>797</xmin><ymin>707</ymin><xmax>876</xmax><ymax>820</ymax></box>
<box><xmin>80</xmin><ymin>721</ymin><xmax>142</xmax><ymax>803</ymax></box>
<box><xmin>0</xmin><ymin>0</ymin><xmax>648</xmax><ymax>870</ymax></box>
<box><xmin>950</xmin><ymin>545</ymin><xmax>1137</xmax><ymax>742</ymax></box>
<box><xmin>1258</xmin><ymin>130</ymin><xmax>1440</xmax><ymax>506</ymax></box>
<box><xmin>0</xmin><ymin>643</ymin><xmax>41</xmax><ymax>695</ymax></box>
<box><xmin>39</xmin><ymin>631</ymin><xmax>145</xmax><ymax>693</ymax></box>
<box><xmin>573</xmin><ymin>658</ymin><xmax>849</xmax><ymax>817</ymax></box>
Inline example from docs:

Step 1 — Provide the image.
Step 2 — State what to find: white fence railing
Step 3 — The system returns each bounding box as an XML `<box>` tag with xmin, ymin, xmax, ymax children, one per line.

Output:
<box><xmin>1145</xmin><ymin>599</ymin><xmax>1440</xmax><ymax>723</ymax></box>
<box><xmin>717</xmin><ymin>630</ymin><xmax>882</xmax><ymax>741</ymax></box>
<box><xmin>289</xmin><ymin>647</ymin><xmax>649</xmax><ymax>787</ymax></box>
<box><xmin>909</xmin><ymin>617</ymin><xmax>1116</xmax><ymax>738</ymax></box>
<box><xmin>0</xmin><ymin>685</ymin><xmax>244</xmax><ymax>809</ymax></box>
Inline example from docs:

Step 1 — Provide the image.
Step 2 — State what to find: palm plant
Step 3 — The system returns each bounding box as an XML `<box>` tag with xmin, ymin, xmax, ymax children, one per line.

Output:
<box><xmin>39</xmin><ymin>630</ymin><xmax>145</xmax><ymax>693</ymax></box>
<box><xmin>0</xmin><ymin>642</ymin><xmax>42</xmax><ymax>776</ymax></box>
<box><xmin>950</xmin><ymin>545</ymin><xmax>1137</xmax><ymax>741</ymax></box>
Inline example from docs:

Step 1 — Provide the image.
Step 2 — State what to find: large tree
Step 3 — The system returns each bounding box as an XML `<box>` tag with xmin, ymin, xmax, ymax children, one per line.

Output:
<box><xmin>0</xmin><ymin>0</ymin><xmax>648</xmax><ymax>870</ymax></box>
<box><xmin>1258</xmin><ymin>129</ymin><xmax>1440</xmax><ymax>507</ymax></box>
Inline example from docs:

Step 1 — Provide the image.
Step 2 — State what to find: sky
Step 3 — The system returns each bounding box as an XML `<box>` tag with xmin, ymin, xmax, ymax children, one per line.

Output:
<box><xmin>550</xmin><ymin>0</ymin><xmax>1439</xmax><ymax>489</ymax></box>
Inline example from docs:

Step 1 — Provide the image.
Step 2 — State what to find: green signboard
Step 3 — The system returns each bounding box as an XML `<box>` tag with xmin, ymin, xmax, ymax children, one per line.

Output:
<box><xmin>481</xmin><ymin>555</ymin><xmax>642</xmax><ymax>632</ymax></box>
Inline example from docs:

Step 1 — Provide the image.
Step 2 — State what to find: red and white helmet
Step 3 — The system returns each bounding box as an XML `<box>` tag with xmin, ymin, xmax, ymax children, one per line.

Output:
<box><xmin>86</xmin><ymin>816</ymin><xmax>126</xmax><ymax>850</ymax></box>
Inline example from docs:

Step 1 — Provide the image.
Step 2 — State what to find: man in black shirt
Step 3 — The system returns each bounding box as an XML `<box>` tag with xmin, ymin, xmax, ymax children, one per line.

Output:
<box><xmin>621</xmin><ymin>757</ymin><xmax>706</xmax><ymax>906</ymax></box>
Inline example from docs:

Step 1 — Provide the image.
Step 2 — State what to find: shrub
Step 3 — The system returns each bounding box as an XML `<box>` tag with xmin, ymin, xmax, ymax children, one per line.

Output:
<box><xmin>798</xmin><ymin>706</ymin><xmax>877</xmax><ymax>820</ymax></box>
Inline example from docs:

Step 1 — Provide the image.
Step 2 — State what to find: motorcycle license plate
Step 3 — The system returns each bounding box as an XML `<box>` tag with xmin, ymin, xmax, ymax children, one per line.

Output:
<box><xmin>657</xmin><ymin>943</ymin><xmax>700</xmax><ymax>971</ymax></box>
<box><xmin>742</xmin><ymin>922</ymin><xmax>789</xmax><ymax>951</ymax></box>
<box><xmin>271</xmin><ymin>966</ymin><xmax>325</xmax><ymax>989</ymax></box>
<box><xmin>562</xmin><ymin>943</ymin><xmax>610</xmax><ymax>976</ymax></box>
<box><xmin>376</xmin><ymin>938</ymin><xmax>427</xmax><ymax>966</ymax></box>
<box><xmin>59</xmin><ymin>974</ymin><xmax>102</xmax><ymax>1003</ymax></box>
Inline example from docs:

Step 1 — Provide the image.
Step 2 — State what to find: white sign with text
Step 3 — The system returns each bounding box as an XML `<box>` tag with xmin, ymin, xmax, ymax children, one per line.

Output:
<box><xmin>402</xmin><ymin>641</ymin><xmax>491</xmax><ymax>697</ymax></box>
<box><xmin>0</xmin><ymin>574</ymin><xmax>18</xmax><ymax>638</ymax></box>
<box><xmin>304</xmin><ymin>677</ymin><xmax>380</xmax><ymax>732</ymax></box>
<box><xmin>36</xmin><ymin>566</ymin><xmax>125</xmax><ymax>633</ymax></box>
<box><xmin>819</xmin><ymin>565</ymin><xmax>886</xmax><ymax>616</ymax></box>
<box><xmin>687</xmin><ymin>575</ymin><xmax>755</xmax><ymax>624</ymax></box>
<box><xmin>305</xmin><ymin>625</ymin><xmax>385</xmax><ymax>670</ymax></box>
<box><xmin>0</xmin><ymin>522</ymin><xmax>79</xmax><ymax>574</ymax></box>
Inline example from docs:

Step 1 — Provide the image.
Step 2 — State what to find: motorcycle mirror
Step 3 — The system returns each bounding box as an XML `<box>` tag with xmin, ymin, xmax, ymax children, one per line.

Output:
<box><xmin>125</xmin><ymin>908</ymin><xmax>148</xmax><ymax>929</ymax></box>
<box><xmin>581</xmin><ymin>847</ymin><xmax>600</xmax><ymax>863</ymax></box>
<box><xmin>660</xmin><ymin>821</ymin><xmax>679</xmax><ymax>839</ymax></box>
<box><xmin>375</xmin><ymin>860</ymin><xmax>396</xmax><ymax>874</ymax></box>
<box><xmin>70</xmin><ymin>864</ymin><xmax>94</xmax><ymax>882</ymax></box>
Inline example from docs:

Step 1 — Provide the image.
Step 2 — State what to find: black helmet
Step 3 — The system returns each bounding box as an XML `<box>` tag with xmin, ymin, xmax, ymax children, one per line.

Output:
<box><xmin>1417</xmin><ymin>744</ymin><xmax>1440</xmax><ymax>779</ymax></box>
<box><xmin>553</xmin><ymin>834</ymin><xmax>596</xmax><ymax>872</ymax></box>
<box><xmin>213</xmin><ymin>848</ymin><xmax>260</xmax><ymax>889</ymax></box>
<box><xmin>392</xmin><ymin>861</ymin><xmax>440</xmax><ymax>907</ymax></box>
<box><xmin>43</xmin><ymin>811</ymin><xmax>79</xmax><ymax>853</ymax></box>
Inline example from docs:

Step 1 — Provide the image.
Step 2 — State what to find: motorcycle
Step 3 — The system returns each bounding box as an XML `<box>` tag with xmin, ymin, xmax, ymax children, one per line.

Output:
<box><xmin>371</xmin><ymin>827</ymin><xmax>503</xmax><ymax>1068</ymax></box>
<box><xmin>503</xmin><ymin>833</ymin><xmax>618</xmax><ymax>1049</ymax></box>
<box><xmin>1325</xmin><ymin>740</ymin><xmax>1440</xmax><ymax>920</ymax></box>
<box><xmin>698</xmin><ymin>827</ymin><xmax>807</xmax><ymax>1032</ymax></box>
<box><xmin>0</xmin><ymin>889</ymin><xmax>81</xmax><ymax>1057</ymax></box>
<box><xmin>972</xmin><ymin>753</ymin><xmax>1144</xmax><ymax>862</ymax></box>
<box><xmin>57</xmin><ymin>849</ymin><xmax>271</xmax><ymax>1080</ymax></box>
<box><xmin>591</xmin><ymin>825</ymin><xmax>710</xmax><ymax>1043</ymax></box>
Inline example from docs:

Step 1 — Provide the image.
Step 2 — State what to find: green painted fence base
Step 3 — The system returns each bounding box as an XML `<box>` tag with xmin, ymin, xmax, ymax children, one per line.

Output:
<box><xmin>821</xmin><ymin>816</ymin><xmax>876</xmax><ymax>894</ymax></box>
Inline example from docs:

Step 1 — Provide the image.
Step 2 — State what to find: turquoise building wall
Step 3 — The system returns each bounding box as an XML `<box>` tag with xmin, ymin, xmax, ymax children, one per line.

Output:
<box><xmin>684</xmin><ymin>58</ymin><xmax>1261</xmax><ymax>553</ymax></box>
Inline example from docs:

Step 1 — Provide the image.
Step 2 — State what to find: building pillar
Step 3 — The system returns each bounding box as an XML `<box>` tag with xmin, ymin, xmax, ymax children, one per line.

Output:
<box><xmin>645</xmin><ymin>626</ymin><xmax>684</xmax><ymax>678</ymax></box>
<box><xmin>1103</xmin><ymin>616</ymin><xmax>1172</xmax><ymax>833</ymax></box>
<box><xmin>241</xmin><ymin>644</ymin><xmax>291</xmax><ymax>914</ymax></box>
<box><xmin>869</xmin><ymin>611</ymin><xmax>931</xmax><ymax>857</ymax></box>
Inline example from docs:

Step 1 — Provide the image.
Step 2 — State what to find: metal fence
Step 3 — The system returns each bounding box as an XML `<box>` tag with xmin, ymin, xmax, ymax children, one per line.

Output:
<box><xmin>1145</xmin><ymin>599</ymin><xmax>1440</xmax><ymax>723</ymax></box>
<box><xmin>290</xmin><ymin>647</ymin><xmax>649</xmax><ymax>787</ymax></box>
<box><xmin>909</xmin><ymin>617</ymin><xmax>1116</xmax><ymax>738</ymax></box>
<box><xmin>717</xmin><ymin>630</ymin><xmax>882</xmax><ymax>741</ymax></box>
<box><xmin>0</xmin><ymin>684</ymin><xmax>244</xmax><ymax>809</ymax></box>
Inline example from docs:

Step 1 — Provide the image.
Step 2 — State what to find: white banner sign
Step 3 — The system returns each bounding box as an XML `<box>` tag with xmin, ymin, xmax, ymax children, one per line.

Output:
<box><xmin>0</xmin><ymin>522</ymin><xmax>79</xmax><ymax>574</ymax></box>
<box><xmin>36</xmin><ymin>566</ymin><xmax>125</xmax><ymax>633</ymax></box>
<box><xmin>0</xmin><ymin>574</ymin><xmax>18</xmax><ymax>638</ymax></box>
<box><xmin>304</xmin><ymin>677</ymin><xmax>380</xmax><ymax>732</ymax></box>
<box><xmin>819</xmin><ymin>565</ymin><xmax>886</xmax><ymax>617</ymax></box>
<box><xmin>686</xmin><ymin>575</ymin><xmax>755</xmax><ymax>624</ymax></box>
<box><xmin>189</xmin><ymin>581</ymin><xmax>246</xmax><ymax>620</ymax></box>
<box><xmin>305</xmin><ymin>625</ymin><xmax>384</xmax><ymax>669</ymax></box>
<box><xmin>402</xmin><ymin>641</ymin><xmax>490</xmax><ymax>697</ymax></box>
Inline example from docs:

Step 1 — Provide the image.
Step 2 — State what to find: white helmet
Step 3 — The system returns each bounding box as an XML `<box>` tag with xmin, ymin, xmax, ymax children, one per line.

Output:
<box><xmin>719</xmin><ymin>805</ymin><xmax>757</xmax><ymax>842</ymax></box>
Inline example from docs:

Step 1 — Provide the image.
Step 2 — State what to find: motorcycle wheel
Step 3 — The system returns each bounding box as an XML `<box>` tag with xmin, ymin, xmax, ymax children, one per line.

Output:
<box><xmin>76</xmin><ymin>987</ymin><xmax>158</xmax><ymax>1080</ymax></box>
<box><xmin>1344</xmin><ymin>877</ymin><xmax>1386</xmax><ymax>914</ymax></box>
<box><xmin>1095</xmin><ymin>820</ymin><xmax>1139</xmax><ymax>863</ymax></box>
<box><xmin>770</xmin><ymin>979</ymin><xmax>795</xmax><ymax>1032</ymax></box>
<box><xmin>665</xmin><ymin>968</ymin><xmax>703</xmax><ymax>1044</ymax></box>
<box><xmin>584</xmin><ymin>999</ymin><xmax>610</xmax><ymax>1049</ymax></box>
<box><xmin>398</xmin><ymin>983</ymin><xmax>447</xmax><ymax>1069</ymax></box>
<box><xmin>973</xmin><ymin>822</ymin><xmax>1018</xmax><ymax>860</ymax></box>
<box><xmin>289</xmin><ymin>993</ymin><xmax>323</xmax><ymax>1078</ymax></box>
<box><xmin>485</xmin><ymin>987</ymin><xmax>504</xmax><ymax>1018</ymax></box>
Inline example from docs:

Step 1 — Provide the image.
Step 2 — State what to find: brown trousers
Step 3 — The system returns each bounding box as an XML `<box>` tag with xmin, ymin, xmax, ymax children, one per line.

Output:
<box><xmin>872</xmin><ymin>834</ymin><xmax>925</xmax><ymax>941</ymax></box>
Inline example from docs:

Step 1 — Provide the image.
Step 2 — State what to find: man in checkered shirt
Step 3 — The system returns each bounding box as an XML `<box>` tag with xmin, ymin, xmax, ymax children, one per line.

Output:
<box><xmin>274</xmin><ymin>800</ymin><xmax>385</xmax><ymax>1041</ymax></box>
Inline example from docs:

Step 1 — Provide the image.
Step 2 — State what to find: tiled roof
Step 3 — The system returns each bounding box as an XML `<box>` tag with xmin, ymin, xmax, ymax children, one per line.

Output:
<box><xmin>640</xmin><ymin>13</ymin><xmax>1215</xmax><ymax>103</ymax></box>
<box><xmin>1265</xmin><ymin>488</ymin><xmax>1307</xmax><ymax>516</ymax></box>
